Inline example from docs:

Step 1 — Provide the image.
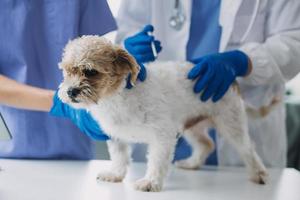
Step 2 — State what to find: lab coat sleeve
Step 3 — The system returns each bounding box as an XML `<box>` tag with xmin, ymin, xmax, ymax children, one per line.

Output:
<box><xmin>79</xmin><ymin>0</ymin><xmax>117</xmax><ymax>36</ymax></box>
<box><xmin>239</xmin><ymin>0</ymin><xmax>300</xmax><ymax>86</ymax></box>
<box><xmin>115</xmin><ymin>0</ymin><xmax>151</xmax><ymax>44</ymax></box>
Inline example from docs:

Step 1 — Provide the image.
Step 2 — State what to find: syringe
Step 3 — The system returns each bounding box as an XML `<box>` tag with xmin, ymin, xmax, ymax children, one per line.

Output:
<box><xmin>147</xmin><ymin>31</ymin><xmax>158</xmax><ymax>58</ymax></box>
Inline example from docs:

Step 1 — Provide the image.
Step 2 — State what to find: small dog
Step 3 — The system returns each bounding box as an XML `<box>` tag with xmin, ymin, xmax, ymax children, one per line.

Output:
<box><xmin>58</xmin><ymin>36</ymin><xmax>268</xmax><ymax>192</ymax></box>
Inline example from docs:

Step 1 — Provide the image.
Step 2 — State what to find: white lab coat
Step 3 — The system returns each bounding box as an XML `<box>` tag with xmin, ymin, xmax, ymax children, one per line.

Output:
<box><xmin>116</xmin><ymin>0</ymin><xmax>300</xmax><ymax>167</ymax></box>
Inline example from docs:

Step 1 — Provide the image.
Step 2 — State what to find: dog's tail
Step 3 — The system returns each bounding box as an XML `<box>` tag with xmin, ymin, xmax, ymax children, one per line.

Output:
<box><xmin>246</xmin><ymin>97</ymin><xmax>281</xmax><ymax>119</ymax></box>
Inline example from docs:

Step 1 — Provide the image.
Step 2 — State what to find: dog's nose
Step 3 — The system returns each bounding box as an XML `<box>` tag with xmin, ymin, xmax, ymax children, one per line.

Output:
<box><xmin>67</xmin><ymin>87</ymin><xmax>81</xmax><ymax>98</ymax></box>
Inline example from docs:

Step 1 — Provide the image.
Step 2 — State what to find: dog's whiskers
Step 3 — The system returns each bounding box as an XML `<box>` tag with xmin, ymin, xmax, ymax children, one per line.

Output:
<box><xmin>79</xmin><ymin>84</ymin><xmax>98</xmax><ymax>103</ymax></box>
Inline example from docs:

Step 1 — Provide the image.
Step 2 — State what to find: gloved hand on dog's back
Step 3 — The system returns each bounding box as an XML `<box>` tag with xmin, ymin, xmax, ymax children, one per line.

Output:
<box><xmin>124</xmin><ymin>24</ymin><xmax>162</xmax><ymax>88</ymax></box>
<box><xmin>50</xmin><ymin>91</ymin><xmax>109</xmax><ymax>140</ymax></box>
<box><xmin>188</xmin><ymin>50</ymin><xmax>251</xmax><ymax>103</ymax></box>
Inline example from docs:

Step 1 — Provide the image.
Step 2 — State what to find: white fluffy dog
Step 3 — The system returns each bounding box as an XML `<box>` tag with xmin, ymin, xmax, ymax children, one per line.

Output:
<box><xmin>58</xmin><ymin>36</ymin><xmax>268</xmax><ymax>192</ymax></box>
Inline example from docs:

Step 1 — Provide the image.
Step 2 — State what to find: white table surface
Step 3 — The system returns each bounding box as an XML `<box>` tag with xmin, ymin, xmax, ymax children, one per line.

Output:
<box><xmin>0</xmin><ymin>159</ymin><xmax>299</xmax><ymax>200</ymax></box>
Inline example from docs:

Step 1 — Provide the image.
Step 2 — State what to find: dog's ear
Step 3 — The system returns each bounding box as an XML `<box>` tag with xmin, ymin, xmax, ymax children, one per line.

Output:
<box><xmin>113</xmin><ymin>47</ymin><xmax>140</xmax><ymax>86</ymax></box>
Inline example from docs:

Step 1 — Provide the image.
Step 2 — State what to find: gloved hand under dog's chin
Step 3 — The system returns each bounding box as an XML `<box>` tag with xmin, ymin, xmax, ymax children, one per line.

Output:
<box><xmin>50</xmin><ymin>91</ymin><xmax>109</xmax><ymax>141</ymax></box>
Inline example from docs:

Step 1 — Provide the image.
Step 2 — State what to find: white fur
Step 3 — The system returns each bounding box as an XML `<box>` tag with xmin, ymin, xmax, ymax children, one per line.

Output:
<box><xmin>60</xmin><ymin>61</ymin><xmax>268</xmax><ymax>192</ymax></box>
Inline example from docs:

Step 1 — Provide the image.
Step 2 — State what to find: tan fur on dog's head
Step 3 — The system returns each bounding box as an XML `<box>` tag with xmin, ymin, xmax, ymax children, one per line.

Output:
<box><xmin>58</xmin><ymin>35</ymin><xmax>140</xmax><ymax>107</ymax></box>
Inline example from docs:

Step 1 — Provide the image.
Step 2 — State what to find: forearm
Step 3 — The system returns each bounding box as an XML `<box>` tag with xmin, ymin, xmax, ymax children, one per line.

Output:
<box><xmin>0</xmin><ymin>75</ymin><xmax>54</xmax><ymax>111</ymax></box>
<box><xmin>239</xmin><ymin>30</ymin><xmax>300</xmax><ymax>85</ymax></box>
<box><xmin>115</xmin><ymin>0</ymin><xmax>150</xmax><ymax>44</ymax></box>
<box><xmin>245</xmin><ymin>56</ymin><xmax>253</xmax><ymax>77</ymax></box>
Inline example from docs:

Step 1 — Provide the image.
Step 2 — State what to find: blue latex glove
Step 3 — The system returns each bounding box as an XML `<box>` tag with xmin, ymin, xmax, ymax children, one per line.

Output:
<box><xmin>188</xmin><ymin>50</ymin><xmax>249</xmax><ymax>102</ymax></box>
<box><xmin>124</xmin><ymin>24</ymin><xmax>162</xmax><ymax>63</ymax></box>
<box><xmin>124</xmin><ymin>25</ymin><xmax>162</xmax><ymax>89</ymax></box>
<box><xmin>125</xmin><ymin>64</ymin><xmax>147</xmax><ymax>89</ymax></box>
<box><xmin>50</xmin><ymin>92</ymin><xmax>109</xmax><ymax>141</ymax></box>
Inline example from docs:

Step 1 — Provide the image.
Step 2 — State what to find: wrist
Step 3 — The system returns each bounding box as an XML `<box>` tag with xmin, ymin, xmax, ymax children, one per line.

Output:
<box><xmin>44</xmin><ymin>90</ymin><xmax>55</xmax><ymax>111</ymax></box>
<box><xmin>49</xmin><ymin>91</ymin><xmax>70</xmax><ymax>117</ymax></box>
<box><xmin>245</xmin><ymin>57</ymin><xmax>253</xmax><ymax>76</ymax></box>
<box><xmin>226</xmin><ymin>50</ymin><xmax>249</xmax><ymax>77</ymax></box>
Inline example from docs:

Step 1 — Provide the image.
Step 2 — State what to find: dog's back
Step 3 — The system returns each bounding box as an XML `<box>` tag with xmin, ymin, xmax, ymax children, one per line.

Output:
<box><xmin>135</xmin><ymin>60</ymin><xmax>241</xmax><ymax>120</ymax></box>
<box><xmin>91</xmin><ymin>60</ymin><xmax>241</xmax><ymax>142</ymax></box>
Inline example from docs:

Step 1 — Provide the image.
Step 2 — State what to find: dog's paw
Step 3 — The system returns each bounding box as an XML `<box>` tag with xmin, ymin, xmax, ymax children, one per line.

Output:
<box><xmin>96</xmin><ymin>171</ymin><xmax>124</xmax><ymax>183</ymax></box>
<box><xmin>250</xmin><ymin>170</ymin><xmax>268</xmax><ymax>185</ymax></box>
<box><xmin>133</xmin><ymin>178</ymin><xmax>162</xmax><ymax>192</ymax></box>
<box><xmin>174</xmin><ymin>158</ymin><xmax>201</xmax><ymax>170</ymax></box>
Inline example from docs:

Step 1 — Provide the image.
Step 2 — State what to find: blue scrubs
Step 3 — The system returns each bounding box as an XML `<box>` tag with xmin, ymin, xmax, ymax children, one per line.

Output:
<box><xmin>174</xmin><ymin>0</ymin><xmax>222</xmax><ymax>165</ymax></box>
<box><xmin>0</xmin><ymin>0</ymin><xmax>116</xmax><ymax>159</ymax></box>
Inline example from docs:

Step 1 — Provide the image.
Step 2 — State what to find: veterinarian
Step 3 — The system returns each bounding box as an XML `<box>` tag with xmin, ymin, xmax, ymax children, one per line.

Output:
<box><xmin>0</xmin><ymin>0</ymin><xmax>116</xmax><ymax>159</ymax></box>
<box><xmin>116</xmin><ymin>0</ymin><xmax>300</xmax><ymax>167</ymax></box>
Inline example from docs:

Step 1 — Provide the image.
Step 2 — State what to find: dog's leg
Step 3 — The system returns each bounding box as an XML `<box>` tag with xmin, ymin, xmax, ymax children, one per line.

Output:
<box><xmin>97</xmin><ymin>140</ymin><xmax>130</xmax><ymax>183</ymax></box>
<box><xmin>214</xmin><ymin>103</ymin><xmax>268</xmax><ymax>184</ymax></box>
<box><xmin>134</xmin><ymin>137</ymin><xmax>177</xmax><ymax>192</ymax></box>
<box><xmin>175</xmin><ymin>120</ymin><xmax>215</xmax><ymax>170</ymax></box>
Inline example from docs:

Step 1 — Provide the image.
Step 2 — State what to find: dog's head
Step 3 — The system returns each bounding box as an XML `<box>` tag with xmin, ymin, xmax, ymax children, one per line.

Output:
<box><xmin>57</xmin><ymin>35</ymin><xmax>140</xmax><ymax>108</ymax></box>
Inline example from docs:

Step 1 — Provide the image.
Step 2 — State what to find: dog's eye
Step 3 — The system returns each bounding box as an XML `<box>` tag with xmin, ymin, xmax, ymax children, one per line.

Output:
<box><xmin>83</xmin><ymin>69</ymin><xmax>99</xmax><ymax>77</ymax></box>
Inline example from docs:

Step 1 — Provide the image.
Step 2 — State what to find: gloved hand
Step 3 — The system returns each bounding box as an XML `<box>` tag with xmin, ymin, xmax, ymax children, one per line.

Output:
<box><xmin>50</xmin><ymin>92</ymin><xmax>109</xmax><ymax>140</ymax></box>
<box><xmin>125</xmin><ymin>63</ymin><xmax>147</xmax><ymax>89</ymax></box>
<box><xmin>124</xmin><ymin>24</ymin><xmax>162</xmax><ymax>63</ymax></box>
<box><xmin>188</xmin><ymin>50</ymin><xmax>249</xmax><ymax>102</ymax></box>
<box><xmin>124</xmin><ymin>25</ymin><xmax>162</xmax><ymax>89</ymax></box>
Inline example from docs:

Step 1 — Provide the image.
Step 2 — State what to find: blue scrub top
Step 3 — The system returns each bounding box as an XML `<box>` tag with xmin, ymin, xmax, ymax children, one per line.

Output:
<box><xmin>0</xmin><ymin>0</ymin><xmax>116</xmax><ymax>159</ymax></box>
<box><xmin>174</xmin><ymin>0</ymin><xmax>222</xmax><ymax>165</ymax></box>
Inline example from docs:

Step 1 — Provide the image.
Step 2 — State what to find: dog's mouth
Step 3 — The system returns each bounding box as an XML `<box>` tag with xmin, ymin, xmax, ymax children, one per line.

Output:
<box><xmin>60</xmin><ymin>82</ymin><xmax>100</xmax><ymax>106</ymax></box>
<box><xmin>67</xmin><ymin>89</ymin><xmax>98</xmax><ymax>105</ymax></box>
<box><xmin>70</xmin><ymin>97</ymin><xmax>80</xmax><ymax>103</ymax></box>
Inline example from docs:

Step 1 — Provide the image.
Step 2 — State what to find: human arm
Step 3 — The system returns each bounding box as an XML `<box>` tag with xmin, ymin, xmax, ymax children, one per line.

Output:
<box><xmin>0</xmin><ymin>75</ymin><xmax>108</xmax><ymax>140</ymax></box>
<box><xmin>115</xmin><ymin>0</ymin><xmax>152</xmax><ymax>44</ymax></box>
<box><xmin>0</xmin><ymin>75</ymin><xmax>54</xmax><ymax>111</ymax></box>
<box><xmin>124</xmin><ymin>25</ymin><xmax>162</xmax><ymax>88</ymax></box>
<box><xmin>238</xmin><ymin>0</ymin><xmax>300</xmax><ymax>86</ymax></box>
<box><xmin>188</xmin><ymin>0</ymin><xmax>300</xmax><ymax>102</ymax></box>
<box><xmin>116</xmin><ymin>1</ymin><xmax>162</xmax><ymax>88</ymax></box>
<box><xmin>116</xmin><ymin>0</ymin><xmax>162</xmax><ymax>62</ymax></box>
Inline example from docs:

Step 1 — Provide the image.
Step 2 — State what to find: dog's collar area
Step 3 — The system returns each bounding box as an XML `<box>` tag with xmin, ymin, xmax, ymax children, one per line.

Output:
<box><xmin>125</xmin><ymin>73</ymin><xmax>133</xmax><ymax>89</ymax></box>
<box><xmin>71</xmin><ymin>98</ymin><xmax>80</xmax><ymax>103</ymax></box>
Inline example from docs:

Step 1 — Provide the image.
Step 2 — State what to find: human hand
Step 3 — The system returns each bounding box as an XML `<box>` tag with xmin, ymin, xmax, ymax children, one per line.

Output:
<box><xmin>124</xmin><ymin>24</ymin><xmax>162</xmax><ymax>63</ymax></box>
<box><xmin>124</xmin><ymin>25</ymin><xmax>162</xmax><ymax>89</ymax></box>
<box><xmin>50</xmin><ymin>92</ymin><xmax>109</xmax><ymax>140</ymax></box>
<box><xmin>188</xmin><ymin>50</ymin><xmax>250</xmax><ymax>102</ymax></box>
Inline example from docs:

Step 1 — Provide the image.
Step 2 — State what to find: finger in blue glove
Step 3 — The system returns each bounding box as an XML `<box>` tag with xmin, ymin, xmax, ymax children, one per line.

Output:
<box><xmin>124</xmin><ymin>24</ymin><xmax>162</xmax><ymax>64</ymax></box>
<box><xmin>188</xmin><ymin>50</ymin><xmax>249</xmax><ymax>103</ymax></box>
<box><xmin>141</xmin><ymin>24</ymin><xmax>154</xmax><ymax>33</ymax></box>
<box><xmin>50</xmin><ymin>91</ymin><xmax>109</xmax><ymax>140</ymax></box>
<box><xmin>125</xmin><ymin>62</ymin><xmax>147</xmax><ymax>89</ymax></box>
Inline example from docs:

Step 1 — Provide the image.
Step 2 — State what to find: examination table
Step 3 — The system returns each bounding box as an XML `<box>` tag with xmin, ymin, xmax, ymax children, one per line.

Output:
<box><xmin>0</xmin><ymin>159</ymin><xmax>299</xmax><ymax>200</ymax></box>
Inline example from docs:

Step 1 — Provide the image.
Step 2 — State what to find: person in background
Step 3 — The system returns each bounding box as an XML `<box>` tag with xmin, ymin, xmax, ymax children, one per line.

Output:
<box><xmin>116</xmin><ymin>0</ymin><xmax>300</xmax><ymax>167</ymax></box>
<box><xmin>0</xmin><ymin>0</ymin><xmax>116</xmax><ymax>159</ymax></box>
